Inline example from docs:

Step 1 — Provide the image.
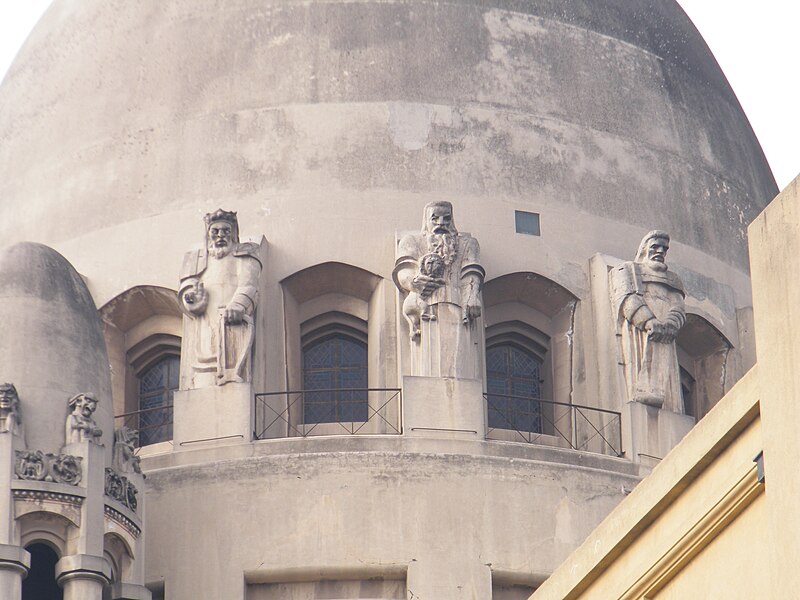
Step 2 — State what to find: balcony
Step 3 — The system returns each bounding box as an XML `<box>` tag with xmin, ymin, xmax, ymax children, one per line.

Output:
<box><xmin>485</xmin><ymin>393</ymin><xmax>623</xmax><ymax>457</ymax></box>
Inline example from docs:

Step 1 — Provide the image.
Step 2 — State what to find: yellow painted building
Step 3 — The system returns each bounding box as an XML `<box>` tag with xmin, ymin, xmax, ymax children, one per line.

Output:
<box><xmin>531</xmin><ymin>176</ymin><xmax>800</xmax><ymax>600</ymax></box>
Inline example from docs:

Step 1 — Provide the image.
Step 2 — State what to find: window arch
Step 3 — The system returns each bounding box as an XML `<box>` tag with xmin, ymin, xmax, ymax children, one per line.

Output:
<box><xmin>486</xmin><ymin>343</ymin><xmax>544</xmax><ymax>433</ymax></box>
<box><xmin>99</xmin><ymin>286</ymin><xmax>182</xmax><ymax>450</ymax></box>
<box><xmin>260</xmin><ymin>262</ymin><xmax>399</xmax><ymax>438</ymax></box>
<box><xmin>23</xmin><ymin>543</ymin><xmax>62</xmax><ymax>600</ymax></box>
<box><xmin>676</xmin><ymin>313</ymin><xmax>732</xmax><ymax>420</ymax></box>
<box><xmin>137</xmin><ymin>354</ymin><xmax>179</xmax><ymax>445</ymax></box>
<box><xmin>302</xmin><ymin>332</ymin><xmax>368</xmax><ymax>424</ymax></box>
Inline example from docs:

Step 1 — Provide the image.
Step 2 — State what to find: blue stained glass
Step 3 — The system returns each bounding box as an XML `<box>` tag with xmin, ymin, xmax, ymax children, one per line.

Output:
<box><xmin>486</xmin><ymin>344</ymin><xmax>544</xmax><ymax>433</ymax></box>
<box><xmin>302</xmin><ymin>334</ymin><xmax>368</xmax><ymax>424</ymax></box>
<box><xmin>137</xmin><ymin>355</ymin><xmax>179</xmax><ymax>446</ymax></box>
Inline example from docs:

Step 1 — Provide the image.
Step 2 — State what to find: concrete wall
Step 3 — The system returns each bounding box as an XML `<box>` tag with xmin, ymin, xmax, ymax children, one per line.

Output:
<box><xmin>142</xmin><ymin>437</ymin><xmax>639</xmax><ymax>598</ymax></box>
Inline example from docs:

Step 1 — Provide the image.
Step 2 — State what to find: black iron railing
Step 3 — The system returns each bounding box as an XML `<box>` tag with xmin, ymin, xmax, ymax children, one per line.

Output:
<box><xmin>254</xmin><ymin>388</ymin><xmax>402</xmax><ymax>439</ymax></box>
<box><xmin>114</xmin><ymin>404</ymin><xmax>173</xmax><ymax>447</ymax></box>
<box><xmin>485</xmin><ymin>393</ymin><xmax>623</xmax><ymax>457</ymax></box>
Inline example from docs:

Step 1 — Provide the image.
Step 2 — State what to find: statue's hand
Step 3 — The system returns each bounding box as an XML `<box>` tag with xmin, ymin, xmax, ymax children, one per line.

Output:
<box><xmin>182</xmin><ymin>282</ymin><xmax>208</xmax><ymax>314</ymax></box>
<box><xmin>645</xmin><ymin>319</ymin><xmax>678</xmax><ymax>343</ymax></box>
<box><xmin>223</xmin><ymin>302</ymin><xmax>245</xmax><ymax>324</ymax></box>
<box><xmin>462</xmin><ymin>298</ymin><xmax>482</xmax><ymax>324</ymax></box>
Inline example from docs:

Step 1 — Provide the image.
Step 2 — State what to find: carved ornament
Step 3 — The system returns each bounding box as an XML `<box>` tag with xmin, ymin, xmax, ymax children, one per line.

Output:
<box><xmin>14</xmin><ymin>450</ymin><xmax>83</xmax><ymax>485</ymax></box>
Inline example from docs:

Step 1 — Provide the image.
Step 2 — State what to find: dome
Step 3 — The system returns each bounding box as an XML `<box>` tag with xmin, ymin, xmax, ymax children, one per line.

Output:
<box><xmin>0</xmin><ymin>0</ymin><xmax>776</xmax><ymax>286</ymax></box>
<box><xmin>0</xmin><ymin>2</ymin><xmax>779</xmax><ymax>597</ymax></box>
<box><xmin>0</xmin><ymin>242</ymin><xmax>113</xmax><ymax>458</ymax></box>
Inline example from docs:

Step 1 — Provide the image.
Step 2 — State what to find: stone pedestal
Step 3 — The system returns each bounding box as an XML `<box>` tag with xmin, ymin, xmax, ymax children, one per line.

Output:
<box><xmin>111</xmin><ymin>582</ymin><xmax>152</xmax><ymax>600</ymax></box>
<box><xmin>406</xmin><ymin>555</ymin><xmax>491</xmax><ymax>599</ymax></box>
<box><xmin>403</xmin><ymin>376</ymin><xmax>484</xmax><ymax>439</ymax></box>
<box><xmin>623</xmin><ymin>401</ymin><xmax>694</xmax><ymax>468</ymax></box>
<box><xmin>56</xmin><ymin>554</ymin><xmax>111</xmax><ymax>600</ymax></box>
<box><xmin>0</xmin><ymin>544</ymin><xmax>30</xmax><ymax>600</ymax></box>
<box><xmin>173</xmin><ymin>383</ymin><xmax>252</xmax><ymax>448</ymax></box>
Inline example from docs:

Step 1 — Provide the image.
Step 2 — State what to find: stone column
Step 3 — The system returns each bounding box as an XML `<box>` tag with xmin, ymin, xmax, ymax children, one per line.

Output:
<box><xmin>0</xmin><ymin>544</ymin><xmax>30</xmax><ymax>600</ymax></box>
<box><xmin>56</xmin><ymin>554</ymin><xmax>111</xmax><ymax>600</ymax></box>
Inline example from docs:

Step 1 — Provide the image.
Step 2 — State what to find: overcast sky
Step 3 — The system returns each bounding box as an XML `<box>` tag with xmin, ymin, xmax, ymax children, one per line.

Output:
<box><xmin>0</xmin><ymin>2</ymin><xmax>797</xmax><ymax>190</ymax></box>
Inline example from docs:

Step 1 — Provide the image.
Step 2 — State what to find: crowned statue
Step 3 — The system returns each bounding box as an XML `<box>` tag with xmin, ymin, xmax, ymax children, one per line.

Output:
<box><xmin>610</xmin><ymin>231</ymin><xmax>686</xmax><ymax>413</ymax></box>
<box><xmin>393</xmin><ymin>201</ymin><xmax>485</xmax><ymax>379</ymax></box>
<box><xmin>179</xmin><ymin>209</ymin><xmax>262</xmax><ymax>388</ymax></box>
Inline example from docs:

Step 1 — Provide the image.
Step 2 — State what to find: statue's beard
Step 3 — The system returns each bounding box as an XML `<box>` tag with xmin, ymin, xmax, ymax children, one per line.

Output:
<box><xmin>208</xmin><ymin>243</ymin><xmax>232</xmax><ymax>259</ymax></box>
<box><xmin>426</xmin><ymin>232</ymin><xmax>457</xmax><ymax>266</ymax></box>
<box><xmin>645</xmin><ymin>258</ymin><xmax>668</xmax><ymax>272</ymax></box>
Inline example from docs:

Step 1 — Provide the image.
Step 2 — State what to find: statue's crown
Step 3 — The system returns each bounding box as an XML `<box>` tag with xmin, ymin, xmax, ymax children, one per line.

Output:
<box><xmin>203</xmin><ymin>209</ymin><xmax>238</xmax><ymax>227</ymax></box>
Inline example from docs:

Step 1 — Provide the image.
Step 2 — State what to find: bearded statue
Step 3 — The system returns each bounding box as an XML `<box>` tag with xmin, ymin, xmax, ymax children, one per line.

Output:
<box><xmin>0</xmin><ymin>383</ymin><xmax>21</xmax><ymax>436</ymax></box>
<box><xmin>610</xmin><ymin>231</ymin><xmax>686</xmax><ymax>412</ymax></box>
<box><xmin>393</xmin><ymin>201</ymin><xmax>485</xmax><ymax>379</ymax></box>
<box><xmin>179</xmin><ymin>209</ymin><xmax>262</xmax><ymax>388</ymax></box>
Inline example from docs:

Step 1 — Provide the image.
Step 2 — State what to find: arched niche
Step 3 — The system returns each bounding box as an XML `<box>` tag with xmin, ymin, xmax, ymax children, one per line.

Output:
<box><xmin>18</xmin><ymin>511</ymin><xmax>76</xmax><ymax>557</ymax></box>
<box><xmin>483</xmin><ymin>273</ymin><xmax>579</xmax><ymax>446</ymax></box>
<box><xmin>258</xmin><ymin>262</ymin><xmax>396</xmax><ymax>438</ymax></box>
<box><xmin>103</xmin><ymin>532</ymin><xmax>134</xmax><ymax>585</ymax></box>
<box><xmin>483</xmin><ymin>272</ymin><xmax>578</xmax><ymax>404</ymax></box>
<box><xmin>677</xmin><ymin>313</ymin><xmax>732</xmax><ymax>420</ymax></box>
<box><xmin>99</xmin><ymin>286</ymin><xmax>182</xmax><ymax>448</ymax></box>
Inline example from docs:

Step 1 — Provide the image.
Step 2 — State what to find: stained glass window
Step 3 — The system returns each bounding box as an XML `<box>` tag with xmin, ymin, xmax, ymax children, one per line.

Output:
<box><xmin>138</xmin><ymin>355</ymin><xmax>179</xmax><ymax>445</ymax></box>
<box><xmin>486</xmin><ymin>344</ymin><xmax>543</xmax><ymax>433</ymax></box>
<box><xmin>302</xmin><ymin>335</ymin><xmax>368</xmax><ymax>424</ymax></box>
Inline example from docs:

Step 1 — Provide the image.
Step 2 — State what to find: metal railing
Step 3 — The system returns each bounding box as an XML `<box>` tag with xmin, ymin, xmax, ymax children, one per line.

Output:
<box><xmin>254</xmin><ymin>388</ymin><xmax>402</xmax><ymax>440</ymax></box>
<box><xmin>114</xmin><ymin>404</ymin><xmax>173</xmax><ymax>447</ymax></box>
<box><xmin>485</xmin><ymin>393</ymin><xmax>623</xmax><ymax>457</ymax></box>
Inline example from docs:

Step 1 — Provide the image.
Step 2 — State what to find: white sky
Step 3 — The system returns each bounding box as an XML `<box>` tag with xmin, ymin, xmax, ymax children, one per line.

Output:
<box><xmin>0</xmin><ymin>2</ymin><xmax>797</xmax><ymax>190</ymax></box>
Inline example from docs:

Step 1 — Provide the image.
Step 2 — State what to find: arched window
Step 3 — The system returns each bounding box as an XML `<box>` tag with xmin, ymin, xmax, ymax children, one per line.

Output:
<box><xmin>486</xmin><ymin>344</ymin><xmax>544</xmax><ymax>433</ymax></box>
<box><xmin>302</xmin><ymin>334</ymin><xmax>368</xmax><ymax>424</ymax></box>
<box><xmin>137</xmin><ymin>355</ymin><xmax>179</xmax><ymax>445</ymax></box>
<box><xmin>23</xmin><ymin>543</ymin><xmax>62</xmax><ymax>600</ymax></box>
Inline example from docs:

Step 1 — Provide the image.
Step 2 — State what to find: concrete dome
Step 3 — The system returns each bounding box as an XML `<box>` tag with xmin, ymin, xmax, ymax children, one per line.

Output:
<box><xmin>0</xmin><ymin>242</ymin><xmax>113</xmax><ymax>458</ymax></box>
<box><xmin>0</xmin><ymin>3</ymin><xmax>779</xmax><ymax>597</ymax></box>
<box><xmin>0</xmin><ymin>0</ymin><xmax>776</xmax><ymax>287</ymax></box>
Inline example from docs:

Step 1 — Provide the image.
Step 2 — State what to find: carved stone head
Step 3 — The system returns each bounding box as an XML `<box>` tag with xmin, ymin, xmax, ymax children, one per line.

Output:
<box><xmin>204</xmin><ymin>208</ymin><xmax>240</xmax><ymax>258</ymax></box>
<box><xmin>115</xmin><ymin>426</ymin><xmax>139</xmax><ymax>447</ymax></box>
<box><xmin>0</xmin><ymin>383</ymin><xmax>19</xmax><ymax>417</ymax></box>
<box><xmin>421</xmin><ymin>201</ymin><xmax>457</xmax><ymax>236</ymax></box>
<box><xmin>68</xmin><ymin>392</ymin><xmax>98</xmax><ymax>417</ymax></box>
<box><xmin>635</xmin><ymin>230</ymin><xmax>671</xmax><ymax>272</ymax></box>
<box><xmin>419</xmin><ymin>253</ymin><xmax>445</xmax><ymax>278</ymax></box>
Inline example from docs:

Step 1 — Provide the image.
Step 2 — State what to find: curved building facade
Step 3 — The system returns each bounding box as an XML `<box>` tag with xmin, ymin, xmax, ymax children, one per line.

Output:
<box><xmin>0</xmin><ymin>1</ymin><xmax>777</xmax><ymax>598</ymax></box>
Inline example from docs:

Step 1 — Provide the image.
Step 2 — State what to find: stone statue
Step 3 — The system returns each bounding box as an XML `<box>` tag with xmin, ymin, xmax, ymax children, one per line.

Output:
<box><xmin>66</xmin><ymin>393</ymin><xmax>103</xmax><ymax>444</ymax></box>
<box><xmin>179</xmin><ymin>209</ymin><xmax>262</xmax><ymax>388</ymax></box>
<box><xmin>0</xmin><ymin>382</ymin><xmax>21</xmax><ymax>435</ymax></box>
<box><xmin>113</xmin><ymin>426</ymin><xmax>142</xmax><ymax>474</ymax></box>
<box><xmin>610</xmin><ymin>231</ymin><xmax>686</xmax><ymax>412</ymax></box>
<box><xmin>393</xmin><ymin>201</ymin><xmax>485</xmax><ymax>378</ymax></box>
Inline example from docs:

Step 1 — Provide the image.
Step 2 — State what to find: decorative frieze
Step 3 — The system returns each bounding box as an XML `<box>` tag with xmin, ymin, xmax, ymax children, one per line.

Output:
<box><xmin>104</xmin><ymin>468</ymin><xmax>138</xmax><ymax>512</ymax></box>
<box><xmin>13</xmin><ymin>489</ymin><xmax>83</xmax><ymax>506</ymax></box>
<box><xmin>104</xmin><ymin>505</ymin><xmax>141</xmax><ymax>538</ymax></box>
<box><xmin>14</xmin><ymin>450</ymin><xmax>82</xmax><ymax>485</ymax></box>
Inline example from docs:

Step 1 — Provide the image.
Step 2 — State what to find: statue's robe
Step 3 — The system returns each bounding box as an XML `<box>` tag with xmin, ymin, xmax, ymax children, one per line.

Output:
<box><xmin>610</xmin><ymin>261</ymin><xmax>686</xmax><ymax>413</ymax></box>
<box><xmin>179</xmin><ymin>243</ymin><xmax>261</xmax><ymax>388</ymax></box>
<box><xmin>393</xmin><ymin>233</ymin><xmax>484</xmax><ymax>379</ymax></box>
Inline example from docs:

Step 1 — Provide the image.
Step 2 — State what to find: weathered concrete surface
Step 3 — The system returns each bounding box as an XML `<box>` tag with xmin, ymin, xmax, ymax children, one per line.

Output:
<box><xmin>142</xmin><ymin>436</ymin><xmax>640</xmax><ymax>598</ymax></box>
<box><xmin>0</xmin><ymin>242</ymin><xmax>113</xmax><ymax>459</ymax></box>
<box><xmin>0</xmin><ymin>0</ymin><xmax>776</xmax><ymax>274</ymax></box>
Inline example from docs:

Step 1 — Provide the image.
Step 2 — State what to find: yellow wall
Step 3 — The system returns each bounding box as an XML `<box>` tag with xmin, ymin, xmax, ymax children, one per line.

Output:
<box><xmin>531</xmin><ymin>174</ymin><xmax>800</xmax><ymax>600</ymax></box>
